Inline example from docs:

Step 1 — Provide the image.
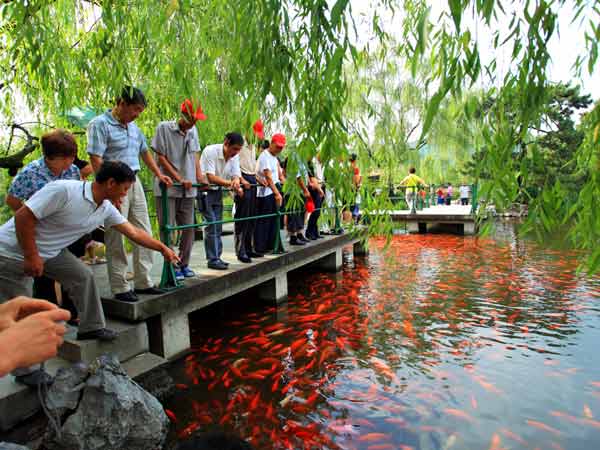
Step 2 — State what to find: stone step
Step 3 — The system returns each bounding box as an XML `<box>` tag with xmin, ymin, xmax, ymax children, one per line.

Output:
<box><xmin>58</xmin><ymin>319</ymin><xmax>149</xmax><ymax>363</ymax></box>
<box><xmin>0</xmin><ymin>352</ymin><xmax>167</xmax><ymax>431</ymax></box>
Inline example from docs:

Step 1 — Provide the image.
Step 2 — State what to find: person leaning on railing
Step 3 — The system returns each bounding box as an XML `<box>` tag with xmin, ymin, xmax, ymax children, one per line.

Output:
<box><xmin>87</xmin><ymin>86</ymin><xmax>173</xmax><ymax>303</ymax></box>
<box><xmin>254</xmin><ymin>134</ymin><xmax>286</xmax><ymax>254</ymax></box>
<box><xmin>152</xmin><ymin>99</ymin><xmax>206</xmax><ymax>280</ymax></box>
<box><xmin>399</xmin><ymin>167</ymin><xmax>428</xmax><ymax>211</ymax></box>
<box><xmin>234</xmin><ymin>126</ymin><xmax>265</xmax><ymax>264</ymax></box>
<box><xmin>199</xmin><ymin>133</ymin><xmax>244</xmax><ymax>270</ymax></box>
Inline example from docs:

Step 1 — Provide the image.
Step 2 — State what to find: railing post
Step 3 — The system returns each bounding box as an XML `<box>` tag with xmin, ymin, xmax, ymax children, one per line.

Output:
<box><xmin>411</xmin><ymin>186</ymin><xmax>417</xmax><ymax>214</ymax></box>
<box><xmin>333</xmin><ymin>205</ymin><xmax>343</xmax><ymax>234</ymax></box>
<box><xmin>159</xmin><ymin>183</ymin><xmax>181</xmax><ymax>289</ymax></box>
<box><xmin>471</xmin><ymin>183</ymin><xmax>478</xmax><ymax>215</ymax></box>
<box><xmin>272</xmin><ymin>207</ymin><xmax>286</xmax><ymax>254</ymax></box>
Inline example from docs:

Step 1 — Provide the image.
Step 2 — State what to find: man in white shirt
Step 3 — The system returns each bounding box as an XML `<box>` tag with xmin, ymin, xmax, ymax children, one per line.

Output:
<box><xmin>153</xmin><ymin>99</ymin><xmax>205</xmax><ymax>280</ymax></box>
<box><xmin>199</xmin><ymin>133</ymin><xmax>243</xmax><ymax>270</ymax></box>
<box><xmin>459</xmin><ymin>183</ymin><xmax>470</xmax><ymax>205</ymax></box>
<box><xmin>254</xmin><ymin>134</ymin><xmax>286</xmax><ymax>254</ymax></box>
<box><xmin>0</xmin><ymin>161</ymin><xmax>178</xmax><ymax>387</ymax></box>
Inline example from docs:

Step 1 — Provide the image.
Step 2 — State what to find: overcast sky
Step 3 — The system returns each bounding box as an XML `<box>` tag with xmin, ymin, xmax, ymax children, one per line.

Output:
<box><xmin>349</xmin><ymin>0</ymin><xmax>599</xmax><ymax>101</ymax></box>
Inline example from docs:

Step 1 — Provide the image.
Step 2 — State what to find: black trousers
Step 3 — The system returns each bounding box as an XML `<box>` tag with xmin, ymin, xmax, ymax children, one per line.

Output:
<box><xmin>234</xmin><ymin>174</ymin><xmax>257</xmax><ymax>257</ymax></box>
<box><xmin>306</xmin><ymin>186</ymin><xmax>323</xmax><ymax>238</ymax></box>
<box><xmin>254</xmin><ymin>194</ymin><xmax>278</xmax><ymax>254</ymax></box>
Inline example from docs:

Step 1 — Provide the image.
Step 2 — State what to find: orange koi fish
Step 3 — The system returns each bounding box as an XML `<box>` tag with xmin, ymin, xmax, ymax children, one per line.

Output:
<box><xmin>444</xmin><ymin>408</ymin><xmax>474</xmax><ymax>422</ymax></box>
<box><xmin>526</xmin><ymin>419</ymin><xmax>562</xmax><ymax>436</ymax></box>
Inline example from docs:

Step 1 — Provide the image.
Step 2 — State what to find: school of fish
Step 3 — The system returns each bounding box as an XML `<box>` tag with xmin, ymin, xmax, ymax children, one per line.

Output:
<box><xmin>164</xmin><ymin>226</ymin><xmax>600</xmax><ymax>450</ymax></box>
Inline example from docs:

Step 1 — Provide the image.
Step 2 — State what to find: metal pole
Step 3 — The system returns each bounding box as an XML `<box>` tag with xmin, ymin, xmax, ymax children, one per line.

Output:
<box><xmin>471</xmin><ymin>183</ymin><xmax>478</xmax><ymax>215</ymax></box>
<box><xmin>272</xmin><ymin>206</ymin><xmax>286</xmax><ymax>254</ymax></box>
<box><xmin>159</xmin><ymin>183</ymin><xmax>180</xmax><ymax>289</ymax></box>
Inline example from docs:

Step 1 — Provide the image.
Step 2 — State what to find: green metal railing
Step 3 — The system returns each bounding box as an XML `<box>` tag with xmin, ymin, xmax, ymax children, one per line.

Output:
<box><xmin>158</xmin><ymin>182</ymin><xmax>344</xmax><ymax>289</ymax></box>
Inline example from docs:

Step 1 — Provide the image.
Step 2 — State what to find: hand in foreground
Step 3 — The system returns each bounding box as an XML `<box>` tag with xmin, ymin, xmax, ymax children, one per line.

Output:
<box><xmin>0</xmin><ymin>296</ymin><xmax>59</xmax><ymax>332</ymax></box>
<box><xmin>24</xmin><ymin>254</ymin><xmax>44</xmax><ymax>277</ymax></box>
<box><xmin>0</xmin><ymin>308</ymin><xmax>70</xmax><ymax>374</ymax></box>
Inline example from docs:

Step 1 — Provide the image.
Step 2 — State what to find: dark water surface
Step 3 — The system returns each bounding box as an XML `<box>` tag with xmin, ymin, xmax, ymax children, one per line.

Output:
<box><xmin>164</xmin><ymin>224</ymin><xmax>600</xmax><ymax>450</ymax></box>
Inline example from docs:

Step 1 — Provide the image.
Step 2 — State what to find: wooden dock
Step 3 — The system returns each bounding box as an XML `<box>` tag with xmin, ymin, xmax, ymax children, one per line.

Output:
<box><xmin>388</xmin><ymin>204</ymin><xmax>478</xmax><ymax>235</ymax></box>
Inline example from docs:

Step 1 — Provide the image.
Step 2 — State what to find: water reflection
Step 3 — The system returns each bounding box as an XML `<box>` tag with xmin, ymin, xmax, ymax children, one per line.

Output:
<box><xmin>165</xmin><ymin>228</ymin><xmax>600</xmax><ymax>450</ymax></box>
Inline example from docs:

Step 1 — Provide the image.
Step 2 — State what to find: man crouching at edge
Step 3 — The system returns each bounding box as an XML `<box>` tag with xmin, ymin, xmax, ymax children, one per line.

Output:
<box><xmin>0</xmin><ymin>161</ymin><xmax>179</xmax><ymax>387</ymax></box>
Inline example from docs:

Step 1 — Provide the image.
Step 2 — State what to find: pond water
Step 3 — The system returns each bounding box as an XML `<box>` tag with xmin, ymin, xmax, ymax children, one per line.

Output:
<box><xmin>164</xmin><ymin>223</ymin><xmax>600</xmax><ymax>450</ymax></box>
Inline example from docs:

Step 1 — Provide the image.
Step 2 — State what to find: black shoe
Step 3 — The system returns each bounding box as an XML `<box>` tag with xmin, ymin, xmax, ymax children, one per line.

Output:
<box><xmin>15</xmin><ymin>369</ymin><xmax>53</xmax><ymax>387</ymax></box>
<box><xmin>237</xmin><ymin>255</ymin><xmax>252</xmax><ymax>263</ymax></box>
<box><xmin>114</xmin><ymin>290</ymin><xmax>138</xmax><ymax>302</ymax></box>
<box><xmin>207</xmin><ymin>261</ymin><xmax>228</xmax><ymax>270</ymax></box>
<box><xmin>77</xmin><ymin>328</ymin><xmax>118</xmax><ymax>341</ymax></box>
<box><xmin>135</xmin><ymin>286</ymin><xmax>166</xmax><ymax>296</ymax></box>
<box><xmin>305</xmin><ymin>233</ymin><xmax>318</xmax><ymax>241</ymax></box>
<box><xmin>219</xmin><ymin>259</ymin><xmax>230</xmax><ymax>266</ymax></box>
<box><xmin>290</xmin><ymin>236</ymin><xmax>305</xmax><ymax>246</ymax></box>
<box><xmin>297</xmin><ymin>234</ymin><xmax>310</xmax><ymax>243</ymax></box>
<box><xmin>315</xmin><ymin>233</ymin><xmax>325</xmax><ymax>239</ymax></box>
<box><xmin>248</xmin><ymin>251</ymin><xmax>264</xmax><ymax>258</ymax></box>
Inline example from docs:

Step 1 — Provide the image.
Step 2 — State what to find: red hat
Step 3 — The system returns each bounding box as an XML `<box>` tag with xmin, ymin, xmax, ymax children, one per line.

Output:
<box><xmin>252</xmin><ymin>119</ymin><xmax>265</xmax><ymax>140</ymax></box>
<box><xmin>271</xmin><ymin>133</ymin><xmax>286</xmax><ymax>148</ymax></box>
<box><xmin>305</xmin><ymin>198</ymin><xmax>316</xmax><ymax>213</ymax></box>
<box><xmin>181</xmin><ymin>99</ymin><xmax>207</xmax><ymax>122</ymax></box>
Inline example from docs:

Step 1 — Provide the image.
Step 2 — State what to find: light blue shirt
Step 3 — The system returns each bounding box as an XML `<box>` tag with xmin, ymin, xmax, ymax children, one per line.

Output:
<box><xmin>87</xmin><ymin>110</ymin><xmax>148</xmax><ymax>171</ymax></box>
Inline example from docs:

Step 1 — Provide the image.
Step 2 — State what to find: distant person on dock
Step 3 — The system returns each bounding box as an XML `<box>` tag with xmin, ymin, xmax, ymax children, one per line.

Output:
<box><xmin>254</xmin><ymin>134</ymin><xmax>286</xmax><ymax>254</ymax></box>
<box><xmin>153</xmin><ymin>99</ymin><xmax>205</xmax><ymax>280</ymax></box>
<box><xmin>0</xmin><ymin>162</ymin><xmax>179</xmax><ymax>386</ymax></box>
<box><xmin>0</xmin><ymin>297</ymin><xmax>70</xmax><ymax>380</ymax></box>
<box><xmin>436</xmin><ymin>186</ymin><xmax>445</xmax><ymax>205</ymax></box>
<box><xmin>445</xmin><ymin>183</ymin><xmax>453</xmax><ymax>205</ymax></box>
<box><xmin>399</xmin><ymin>167</ymin><xmax>427</xmax><ymax>211</ymax></box>
<box><xmin>459</xmin><ymin>183</ymin><xmax>470</xmax><ymax>205</ymax></box>
<box><xmin>87</xmin><ymin>86</ymin><xmax>173</xmax><ymax>303</ymax></box>
<box><xmin>199</xmin><ymin>133</ymin><xmax>244</xmax><ymax>270</ymax></box>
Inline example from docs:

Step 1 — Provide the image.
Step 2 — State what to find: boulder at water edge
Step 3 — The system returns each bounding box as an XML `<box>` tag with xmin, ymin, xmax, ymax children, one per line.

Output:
<box><xmin>0</xmin><ymin>444</ymin><xmax>31</xmax><ymax>450</ymax></box>
<box><xmin>43</xmin><ymin>354</ymin><xmax>169</xmax><ymax>450</ymax></box>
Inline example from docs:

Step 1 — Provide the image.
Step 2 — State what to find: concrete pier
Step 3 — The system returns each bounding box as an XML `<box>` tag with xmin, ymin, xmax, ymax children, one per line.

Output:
<box><xmin>390</xmin><ymin>204</ymin><xmax>478</xmax><ymax>235</ymax></box>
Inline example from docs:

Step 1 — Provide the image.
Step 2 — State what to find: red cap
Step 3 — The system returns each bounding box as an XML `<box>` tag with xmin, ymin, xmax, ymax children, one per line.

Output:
<box><xmin>181</xmin><ymin>99</ymin><xmax>207</xmax><ymax>122</ymax></box>
<box><xmin>305</xmin><ymin>198</ymin><xmax>315</xmax><ymax>213</ymax></box>
<box><xmin>252</xmin><ymin>119</ymin><xmax>265</xmax><ymax>140</ymax></box>
<box><xmin>271</xmin><ymin>133</ymin><xmax>286</xmax><ymax>148</ymax></box>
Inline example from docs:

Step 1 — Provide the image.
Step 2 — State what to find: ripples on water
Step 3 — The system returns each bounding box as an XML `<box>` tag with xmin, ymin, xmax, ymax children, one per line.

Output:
<box><xmin>164</xmin><ymin>225</ymin><xmax>600</xmax><ymax>450</ymax></box>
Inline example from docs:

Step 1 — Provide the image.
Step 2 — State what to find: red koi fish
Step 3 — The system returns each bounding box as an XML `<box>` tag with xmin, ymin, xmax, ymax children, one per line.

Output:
<box><xmin>444</xmin><ymin>408</ymin><xmax>475</xmax><ymax>422</ymax></box>
<box><xmin>164</xmin><ymin>409</ymin><xmax>177</xmax><ymax>423</ymax></box>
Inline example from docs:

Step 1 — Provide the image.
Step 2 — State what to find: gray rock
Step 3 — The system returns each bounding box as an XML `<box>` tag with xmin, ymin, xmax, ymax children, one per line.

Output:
<box><xmin>0</xmin><ymin>443</ymin><xmax>30</xmax><ymax>450</ymax></box>
<box><xmin>43</xmin><ymin>354</ymin><xmax>169</xmax><ymax>450</ymax></box>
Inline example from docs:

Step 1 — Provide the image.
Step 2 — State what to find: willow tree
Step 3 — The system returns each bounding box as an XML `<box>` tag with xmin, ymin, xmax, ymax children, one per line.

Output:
<box><xmin>1</xmin><ymin>0</ymin><xmax>599</xmax><ymax>267</ymax></box>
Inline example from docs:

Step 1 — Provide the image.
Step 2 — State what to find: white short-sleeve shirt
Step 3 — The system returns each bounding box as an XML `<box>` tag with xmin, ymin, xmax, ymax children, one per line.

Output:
<box><xmin>459</xmin><ymin>185</ymin><xmax>470</xmax><ymax>198</ymax></box>
<box><xmin>200</xmin><ymin>144</ymin><xmax>241</xmax><ymax>190</ymax></box>
<box><xmin>0</xmin><ymin>180</ymin><xmax>126</xmax><ymax>261</ymax></box>
<box><xmin>256</xmin><ymin>150</ymin><xmax>281</xmax><ymax>197</ymax></box>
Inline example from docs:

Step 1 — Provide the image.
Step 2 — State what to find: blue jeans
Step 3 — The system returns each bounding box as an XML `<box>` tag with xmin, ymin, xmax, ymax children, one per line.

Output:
<box><xmin>201</xmin><ymin>190</ymin><xmax>223</xmax><ymax>264</ymax></box>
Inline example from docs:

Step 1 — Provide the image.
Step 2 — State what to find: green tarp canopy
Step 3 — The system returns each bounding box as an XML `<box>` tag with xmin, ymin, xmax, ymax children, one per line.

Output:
<box><xmin>63</xmin><ymin>107</ymin><xmax>103</xmax><ymax>128</ymax></box>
